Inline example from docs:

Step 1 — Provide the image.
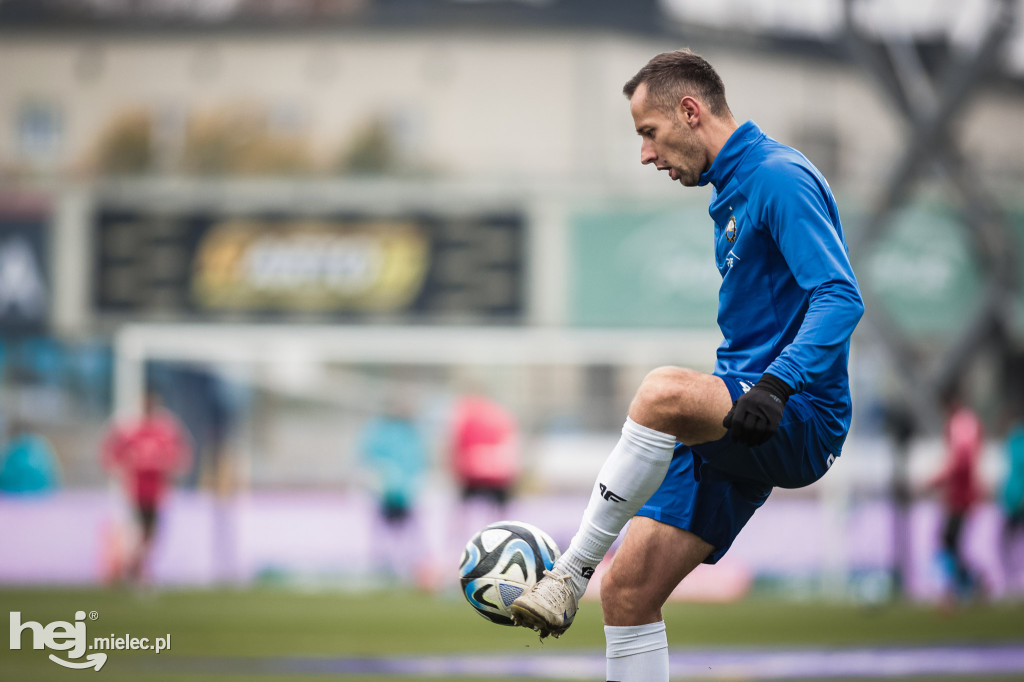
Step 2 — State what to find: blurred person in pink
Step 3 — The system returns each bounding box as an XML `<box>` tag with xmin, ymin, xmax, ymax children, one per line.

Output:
<box><xmin>102</xmin><ymin>391</ymin><xmax>193</xmax><ymax>585</ymax></box>
<box><xmin>450</xmin><ymin>392</ymin><xmax>520</xmax><ymax>525</ymax></box>
<box><xmin>926</xmin><ymin>387</ymin><xmax>984</xmax><ymax>602</ymax></box>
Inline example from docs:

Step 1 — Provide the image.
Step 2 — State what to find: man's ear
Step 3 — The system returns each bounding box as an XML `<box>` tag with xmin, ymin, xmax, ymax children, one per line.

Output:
<box><xmin>679</xmin><ymin>96</ymin><xmax>701</xmax><ymax>127</ymax></box>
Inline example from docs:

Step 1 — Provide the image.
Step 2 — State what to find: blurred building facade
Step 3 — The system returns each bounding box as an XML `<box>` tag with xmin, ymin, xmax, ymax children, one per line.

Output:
<box><xmin>1</xmin><ymin>0</ymin><xmax>1023</xmax><ymax>596</ymax></box>
<box><xmin>0</xmin><ymin>0</ymin><xmax>1021</xmax><ymax>480</ymax></box>
<box><xmin>3</xmin><ymin>28</ymin><xmax>1024</xmax><ymax>191</ymax></box>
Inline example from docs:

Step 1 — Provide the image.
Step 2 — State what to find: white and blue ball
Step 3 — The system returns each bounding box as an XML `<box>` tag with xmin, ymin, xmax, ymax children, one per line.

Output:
<box><xmin>458</xmin><ymin>520</ymin><xmax>561</xmax><ymax>626</ymax></box>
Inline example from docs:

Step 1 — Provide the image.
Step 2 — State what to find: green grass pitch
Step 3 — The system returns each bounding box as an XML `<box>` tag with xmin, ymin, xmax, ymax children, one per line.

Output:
<box><xmin>2</xmin><ymin>587</ymin><xmax>1022</xmax><ymax>681</ymax></box>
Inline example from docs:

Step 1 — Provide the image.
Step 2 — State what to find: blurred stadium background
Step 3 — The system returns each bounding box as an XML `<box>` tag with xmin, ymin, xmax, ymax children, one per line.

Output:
<box><xmin>1</xmin><ymin>0</ymin><xmax>1024</xmax><ymax>679</ymax></box>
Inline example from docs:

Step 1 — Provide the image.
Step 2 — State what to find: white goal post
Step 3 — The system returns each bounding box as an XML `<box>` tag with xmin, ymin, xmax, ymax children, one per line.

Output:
<box><xmin>113</xmin><ymin>322</ymin><xmax>722</xmax><ymax>417</ymax></box>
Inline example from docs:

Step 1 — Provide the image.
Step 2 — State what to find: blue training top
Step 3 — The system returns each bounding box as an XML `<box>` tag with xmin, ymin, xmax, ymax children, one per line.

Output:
<box><xmin>699</xmin><ymin>120</ymin><xmax>864</xmax><ymax>448</ymax></box>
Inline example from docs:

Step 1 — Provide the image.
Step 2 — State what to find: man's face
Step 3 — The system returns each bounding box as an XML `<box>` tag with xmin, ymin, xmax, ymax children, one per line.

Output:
<box><xmin>629</xmin><ymin>83</ymin><xmax>707</xmax><ymax>187</ymax></box>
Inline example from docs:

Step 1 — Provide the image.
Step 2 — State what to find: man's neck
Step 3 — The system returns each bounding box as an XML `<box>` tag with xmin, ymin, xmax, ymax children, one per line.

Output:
<box><xmin>703</xmin><ymin>116</ymin><xmax>740</xmax><ymax>166</ymax></box>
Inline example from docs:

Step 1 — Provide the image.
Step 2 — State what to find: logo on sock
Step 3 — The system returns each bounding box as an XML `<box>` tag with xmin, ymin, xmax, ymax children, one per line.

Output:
<box><xmin>599</xmin><ymin>483</ymin><xmax>626</xmax><ymax>503</ymax></box>
<box><xmin>581</xmin><ymin>567</ymin><xmax>595</xmax><ymax>579</ymax></box>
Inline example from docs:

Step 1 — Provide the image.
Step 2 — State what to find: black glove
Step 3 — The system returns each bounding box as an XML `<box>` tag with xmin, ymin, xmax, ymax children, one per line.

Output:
<box><xmin>722</xmin><ymin>373</ymin><xmax>794</xmax><ymax>446</ymax></box>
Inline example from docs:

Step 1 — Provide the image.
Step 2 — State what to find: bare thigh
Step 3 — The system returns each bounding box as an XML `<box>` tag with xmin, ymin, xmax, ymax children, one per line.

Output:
<box><xmin>600</xmin><ymin>516</ymin><xmax>714</xmax><ymax>626</ymax></box>
<box><xmin>628</xmin><ymin>367</ymin><xmax>734</xmax><ymax>445</ymax></box>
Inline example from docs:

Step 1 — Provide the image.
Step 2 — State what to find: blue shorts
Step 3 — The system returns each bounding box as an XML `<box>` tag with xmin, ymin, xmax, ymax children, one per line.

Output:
<box><xmin>636</xmin><ymin>375</ymin><xmax>843</xmax><ymax>564</ymax></box>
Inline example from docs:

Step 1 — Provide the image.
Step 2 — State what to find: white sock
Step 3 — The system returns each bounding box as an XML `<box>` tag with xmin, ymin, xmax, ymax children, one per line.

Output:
<box><xmin>554</xmin><ymin>418</ymin><xmax>676</xmax><ymax>598</ymax></box>
<box><xmin>605</xmin><ymin>621</ymin><xmax>669</xmax><ymax>682</ymax></box>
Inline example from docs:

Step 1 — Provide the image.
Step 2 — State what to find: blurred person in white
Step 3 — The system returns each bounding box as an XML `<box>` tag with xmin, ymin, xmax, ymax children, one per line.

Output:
<box><xmin>358</xmin><ymin>396</ymin><xmax>429</xmax><ymax>584</ymax></box>
<box><xmin>510</xmin><ymin>49</ymin><xmax>864</xmax><ymax>682</ymax></box>
<box><xmin>102</xmin><ymin>391</ymin><xmax>193</xmax><ymax>586</ymax></box>
<box><xmin>1000</xmin><ymin>413</ymin><xmax>1024</xmax><ymax>596</ymax></box>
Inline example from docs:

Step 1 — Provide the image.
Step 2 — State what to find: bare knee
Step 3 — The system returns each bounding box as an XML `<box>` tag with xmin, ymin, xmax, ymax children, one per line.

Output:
<box><xmin>600</xmin><ymin>566</ymin><xmax>663</xmax><ymax>626</ymax></box>
<box><xmin>629</xmin><ymin>366</ymin><xmax>696</xmax><ymax>427</ymax></box>
<box><xmin>628</xmin><ymin>367</ymin><xmax>729</xmax><ymax>443</ymax></box>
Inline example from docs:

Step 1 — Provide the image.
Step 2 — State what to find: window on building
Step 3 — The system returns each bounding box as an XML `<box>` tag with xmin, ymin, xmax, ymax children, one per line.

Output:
<box><xmin>16</xmin><ymin>101</ymin><xmax>63</xmax><ymax>166</ymax></box>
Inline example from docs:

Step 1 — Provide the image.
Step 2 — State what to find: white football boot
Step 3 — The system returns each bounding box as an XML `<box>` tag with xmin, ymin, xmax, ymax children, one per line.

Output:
<box><xmin>510</xmin><ymin>568</ymin><xmax>578</xmax><ymax>638</ymax></box>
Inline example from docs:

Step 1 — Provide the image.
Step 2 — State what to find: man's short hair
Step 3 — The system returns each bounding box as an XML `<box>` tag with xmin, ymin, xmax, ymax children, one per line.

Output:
<box><xmin>623</xmin><ymin>49</ymin><xmax>731</xmax><ymax>118</ymax></box>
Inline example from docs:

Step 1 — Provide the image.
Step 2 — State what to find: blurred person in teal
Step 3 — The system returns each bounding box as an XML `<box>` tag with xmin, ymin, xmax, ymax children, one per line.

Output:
<box><xmin>1001</xmin><ymin>415</ymin><xmax>1024</xmax><ymax>596</ymax></box>
<box><xmin>0</xmin><ymin>419</ymin><xmax>61</xmax><ymax>494</ymax></box>
<box><xmin>359</xmin><ymin>397</ymin><xmax>429</xmax><ymax>583</ymax></box>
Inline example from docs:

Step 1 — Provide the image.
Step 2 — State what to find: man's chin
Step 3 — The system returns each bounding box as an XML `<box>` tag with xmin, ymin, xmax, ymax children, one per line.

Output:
<box><xmin>668</xmin><ymin>169</ymin><xmax>697</xmax><ymax>186</ymax></box>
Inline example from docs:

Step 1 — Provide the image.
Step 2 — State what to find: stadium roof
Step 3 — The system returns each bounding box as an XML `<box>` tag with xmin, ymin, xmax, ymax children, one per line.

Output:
<box><xmin>1</xmin><ymin>0</ymin><xmax>1022</xmax><ymax>80</ymax></box>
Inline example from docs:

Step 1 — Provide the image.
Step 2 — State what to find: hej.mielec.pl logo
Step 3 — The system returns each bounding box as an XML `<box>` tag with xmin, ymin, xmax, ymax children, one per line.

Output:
<box><xmin>10</xmin><ymin>610</ymin><xmax>172</xmax><ymax>671</ymax></box>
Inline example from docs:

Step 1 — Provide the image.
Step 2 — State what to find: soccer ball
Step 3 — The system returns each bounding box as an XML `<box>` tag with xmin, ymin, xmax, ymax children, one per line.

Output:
<box><xmin>458</xmin><ymin>520</ymin><xmax>561</xmax><ymax>626</ymax></box>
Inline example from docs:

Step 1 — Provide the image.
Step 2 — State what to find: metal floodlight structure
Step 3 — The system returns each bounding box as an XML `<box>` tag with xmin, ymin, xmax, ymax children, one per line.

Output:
<box><xmin>842</xmin><ymin>0</ymin><xmax>1019</xmax><ymax>596</ymax></box>
<box><xmin>843</xmin><ymin>0</ymin><xmax>1019</xmax><ymax>426</ymax></box>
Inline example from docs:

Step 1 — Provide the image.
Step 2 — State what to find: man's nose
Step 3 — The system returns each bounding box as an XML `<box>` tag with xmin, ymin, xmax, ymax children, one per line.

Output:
<box><xmin>640</xmin><ymin>141</ymin><xmax>656</xmax><ymax>165</ymax></box>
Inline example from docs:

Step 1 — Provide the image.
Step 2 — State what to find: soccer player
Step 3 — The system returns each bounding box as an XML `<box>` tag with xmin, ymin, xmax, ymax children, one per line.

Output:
<box><xmin>1001</xmin><ymin>415</ymin><xmax>1024</xmax><ymax>595</ymax></box>
<box><xmin>926</xmin><ymin>388</ymin><xmax>984</xmax><ymax>603</ymax></box>
<box><xmin>102</xmin><ymin>391</ymin><xmax>193</xmax><ymax>585</ymax></box>
<box><xmin>450</xmin><ymin>392</ymin><xmax>520</xmax><ymax>512</ymax></box>
<box><xmin>358</xmin><ymin>397</ymin><xmax>429</xmax><ymax>583</ymax></box>
<box><xmin>511</xmin><ymin>49</ymin><xmax>864</xmax><ymax>682</ymax></box>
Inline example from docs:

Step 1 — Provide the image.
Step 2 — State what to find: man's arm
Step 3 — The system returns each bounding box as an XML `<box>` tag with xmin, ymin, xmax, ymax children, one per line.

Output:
<box><xmin>762</xmin><ymin>164</ymin><xmax>864</xmax><ymax>392</ymax></box>
<box><xmin>724</xmin><ymin>163</ymin><xmax>863</xmax><ymax>446</ymax></box>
